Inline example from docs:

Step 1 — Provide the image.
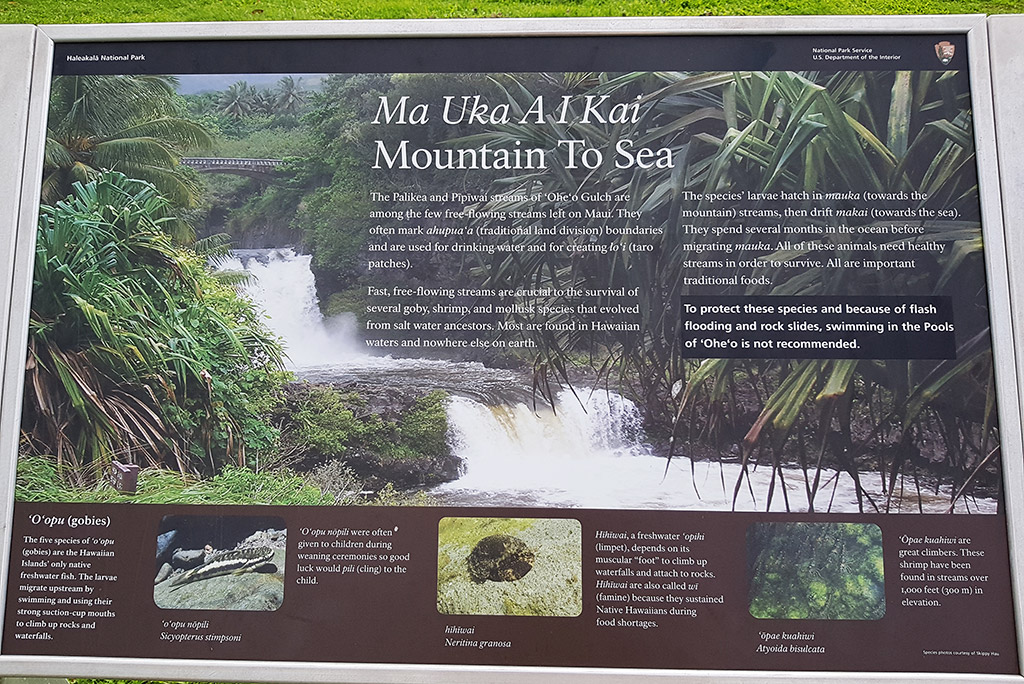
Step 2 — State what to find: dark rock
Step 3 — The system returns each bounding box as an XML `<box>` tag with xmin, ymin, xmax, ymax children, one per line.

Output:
<box><xmin>467</xmin><ymin>534</ymin><xmax>536</xmax><ymax>583</ymax></box>
<box><xmin>156</xmin><ymin>529</ymin><xmax>178</xmax><ymax>561</ymax></box>
<box><xmin>342</xmin><ymin>449</ymin><xmax>460</xmax><ymax>490</ymax></box>
<box><xmin>171</xmin><ymin>548</ymin><xmax>207</xmax><ymax>569</ymax></box>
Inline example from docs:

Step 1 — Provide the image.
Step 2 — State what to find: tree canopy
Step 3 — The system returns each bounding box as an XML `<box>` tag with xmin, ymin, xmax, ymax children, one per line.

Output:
<box><xmin>43</xmin><ymin>74</ymin><xmax>212</xmax><ymax>210</ymax></box>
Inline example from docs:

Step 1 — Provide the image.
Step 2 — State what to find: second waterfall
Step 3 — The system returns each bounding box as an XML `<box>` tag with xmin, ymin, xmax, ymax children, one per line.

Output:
<box><xmin>225</xmin><ymin>248</ymin><xmax>913</xmax><ymax>512</ymax></box>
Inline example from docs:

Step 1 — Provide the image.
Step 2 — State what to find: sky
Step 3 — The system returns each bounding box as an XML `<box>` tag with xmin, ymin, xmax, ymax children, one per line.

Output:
<box><xmin>175</xmin><ymin>73</ymin><xmax>328</xmax><ymax>94</ymax></box>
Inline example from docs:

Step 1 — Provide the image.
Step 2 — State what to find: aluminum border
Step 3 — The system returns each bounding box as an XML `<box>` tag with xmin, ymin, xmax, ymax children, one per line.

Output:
<box><xmin>989</xmin><ymin>12</ymin><xmax>1024</xmax><ymax>679</ymax></box>
<box><xmin>37</xmin><ymin>14</ymin><xmax>986</xmax><ymax>39</ymax></box>
<box><xmin>0</xmin><ymin>15</ymin><xmax>1019</xmax><ymax>684</ymax></box>
<box><xmin>0</xmin><ymin>21</ymin><xmax>53</xmax><ymax>681</ymax></box>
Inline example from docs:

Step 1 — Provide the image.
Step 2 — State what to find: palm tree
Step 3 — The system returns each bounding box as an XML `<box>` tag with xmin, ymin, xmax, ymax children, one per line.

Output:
<box><xmin>218</xmin><ymin>81</ymin><xmax>255</xmax><ymax>119</ymax></box>
<box><xmin>275</xmin><ymin>76</ymin><xmax>305</xmax><ymax>115</ymax></box>
<box><xmin>250</xmin><ymin>88</ymin><xmax>277</xmax><ymax>116</ymax></box>
<box><xmin>43</xmin><ymin>75</ymin><xmax>212</xmax><ymax>209</ymax></box>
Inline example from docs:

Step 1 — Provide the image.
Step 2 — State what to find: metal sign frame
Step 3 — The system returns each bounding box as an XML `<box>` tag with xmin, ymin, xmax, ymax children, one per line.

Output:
<box><xmin>1</xmin><ymin>15</ymin><xmax>1021</xmax><ymax>683</ymax></box>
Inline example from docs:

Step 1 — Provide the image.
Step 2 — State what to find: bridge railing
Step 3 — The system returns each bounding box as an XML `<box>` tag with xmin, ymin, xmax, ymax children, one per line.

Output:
<box><xmin>181</xmin><ymin>157</ymin><xmax>284</xmax><ymax>169</ymax></box>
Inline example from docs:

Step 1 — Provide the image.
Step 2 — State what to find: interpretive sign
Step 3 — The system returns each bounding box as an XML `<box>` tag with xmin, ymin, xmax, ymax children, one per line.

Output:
<box><xmin>1</xmin><ymin>15</ymin><xmax>1022</xmax><ymax>683</ymax></box>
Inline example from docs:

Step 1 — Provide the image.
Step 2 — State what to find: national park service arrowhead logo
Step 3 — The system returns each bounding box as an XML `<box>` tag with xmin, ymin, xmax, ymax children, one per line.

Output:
<box><xmin>935</xmin><ymin>41</ymin><xmax>956</xmax><ymax>66</ymax></box>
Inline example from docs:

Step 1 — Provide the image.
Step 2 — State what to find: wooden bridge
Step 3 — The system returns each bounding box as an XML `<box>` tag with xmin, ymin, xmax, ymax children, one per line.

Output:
<box><xmin>181</xmin><ymin>157</ymin><xmax>284</xmax><ymax>181</ymax></box>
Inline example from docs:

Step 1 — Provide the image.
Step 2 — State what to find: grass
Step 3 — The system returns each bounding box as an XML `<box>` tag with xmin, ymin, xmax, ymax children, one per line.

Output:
<box><xmin>2</xmin><ymin>0</ymin><xmax>1021</xmax><ymax>26</ymax></box>
<box><xmin>15</xmin><ymin>456</ymin><xmax>336</xmax><ymax>505</ymax></box>
<box><xmin>15</xmin><ymin>455</ymin><xmax>436</xmax><ymax>506</ymax></box>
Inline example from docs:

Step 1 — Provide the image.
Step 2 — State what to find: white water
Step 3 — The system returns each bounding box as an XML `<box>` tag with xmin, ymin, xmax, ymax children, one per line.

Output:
<box><xmin>225</xmin><ymin>248</ymin><xmax>364</xmax><ymax>367</ymax></box>
<box><xmin>436</xmin><ymin>390</ymin><xmax>993</xmax><ymax>512</ymax></box>
<box><xmin>228</xmin><ymin>248</ymin><xmax>995</xmax><ymax>513</ymax></box>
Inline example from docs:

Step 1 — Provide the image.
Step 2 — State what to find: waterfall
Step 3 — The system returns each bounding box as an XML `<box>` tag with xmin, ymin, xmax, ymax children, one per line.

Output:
<box><xmin>437</xmin><ymin>387</ymin><xmax>755</xmax><ymax>509</ymax></box>
<box><xmin>438</xmin><ymin>389</ymin><xmax>995</xmax><ymax>512</ymax></box>
<box><xmin>219</xmin><ymin>247</ymin><xmax>986</xmax><ymax>512</ymax></box>
<box><xmin>437</xmin><ymin>389</ymin><xmax>661</xmax><ymax>507</ymax></box>
<box><xmin>224</xmin><ymin>248</ymin><xmax>363</xmax><ymax>367</ymax></box>
<box><xmin>446</xmin><ymin>389</ymin><xmax>648</xmax><ymax>477</ymax></box>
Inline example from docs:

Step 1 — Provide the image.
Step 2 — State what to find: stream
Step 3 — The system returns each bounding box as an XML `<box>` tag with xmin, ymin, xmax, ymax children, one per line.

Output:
<box><xmin>224</xmin><ymin>248</ymin><xmax>995</xmax><ymax>513</ymax></box>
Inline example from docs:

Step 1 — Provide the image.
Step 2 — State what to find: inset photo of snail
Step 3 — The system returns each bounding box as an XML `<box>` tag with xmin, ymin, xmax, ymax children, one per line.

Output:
<box><xmin>437</xmin><ymin>516</ymin><xmax>582</xmax><ymax>617</ymax></box>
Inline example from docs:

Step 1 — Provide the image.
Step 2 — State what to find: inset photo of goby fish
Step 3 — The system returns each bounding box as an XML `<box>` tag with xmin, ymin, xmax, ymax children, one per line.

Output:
<box><xmin>154</xmin><ymin>514</ymin><xmax>286</xmax><ymax>611</ymax></box>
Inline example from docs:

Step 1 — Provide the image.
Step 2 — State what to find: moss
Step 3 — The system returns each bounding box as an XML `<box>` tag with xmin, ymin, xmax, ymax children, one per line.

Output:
<box><xmin>291</xmin><ymin>386</ymin><xmax>448</xmax><ymax>462</ymax></box>
<box><xmin>323</xmin><ymin>288</ymin><xmax>366</xmax><ymax>319</ymax></box>
<box><xmin>436</xmin><ymin>519</ymin><xmax>536</xmax><ymax>586</ymax></box>
<box><xmin>282</xmin><ymin>384</ymin><xmax>459</xmax><ymax>488</ymax></box>
<box><xmin>438</xmin><ymin>517</ymin><xmax>535</xmax><ymax>549</ymax></box>
<box><xmin>393</xmin><ymin>390</ymin><xmax>449</xmax><ymax>460</ymax></box>
<box><xmin>437</xmin><ymin>517</ymin><xmax>583</xmax><ymax>617</ymax></box>
<box><xmin>292</xmin><ymin>386</ymin><xmax>365</xmax><ymax>457</ymax></box>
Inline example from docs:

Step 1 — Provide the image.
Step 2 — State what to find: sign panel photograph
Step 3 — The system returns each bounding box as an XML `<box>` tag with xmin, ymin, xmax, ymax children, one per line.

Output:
<box><xmin>0</xmin><ymin>15</ymin><xmax>1021</xmax><ymax>683</ymax></box>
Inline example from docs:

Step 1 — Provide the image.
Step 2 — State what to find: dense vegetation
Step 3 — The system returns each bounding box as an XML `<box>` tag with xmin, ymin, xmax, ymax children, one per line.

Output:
<box><xmin>278</xmin><ymin>386</ymin><xmax>456</xmax><ymax>488</ymax></box>
<box><xmin>23</xmin><ymin>172</ymin><xmax>284</xmax><ymax>480</ymax></box>
<box><xmin>44</xmin><ymin>75</ymin><xmax>211</xmax><ymax>214</ymax></box>
<box><xmin>17</xmin><ymin>456</ymin><xmax>330</xmax><ymax>505</ymax></box>
<box><xmin>18</xmin><ymin>74</ymin><xmax>452</xmax><ymax>503</ymax></box>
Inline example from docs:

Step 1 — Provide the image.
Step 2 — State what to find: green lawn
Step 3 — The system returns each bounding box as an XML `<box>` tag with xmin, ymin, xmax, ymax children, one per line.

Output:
<box><xmin>2</xmin><ymin>0</ymin><xmax>1021</xmax><ymax>25</ymax></box>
